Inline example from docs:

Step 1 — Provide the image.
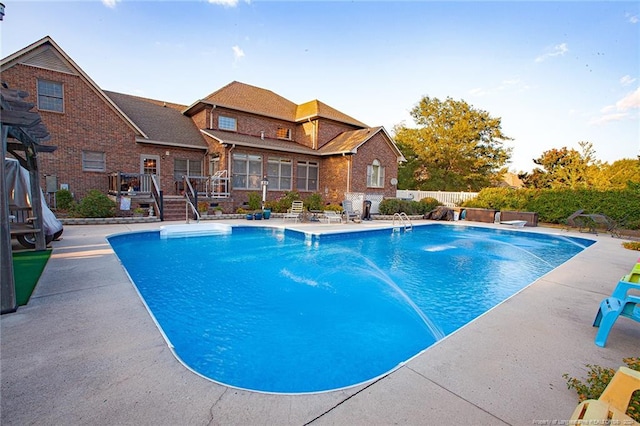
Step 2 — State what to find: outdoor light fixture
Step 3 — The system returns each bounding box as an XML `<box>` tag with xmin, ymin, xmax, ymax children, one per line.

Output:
<box><xmin>0</xmin><ymin>3</ymin><xmax>5</xmax><ymax>21</ymax></box>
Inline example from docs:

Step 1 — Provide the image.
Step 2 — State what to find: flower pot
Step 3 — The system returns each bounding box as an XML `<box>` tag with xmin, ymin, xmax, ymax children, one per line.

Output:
<box><xmin>254</xmin><ymin>212</ymin><xmax>263</xmax><ymax>220</ymax></box>
<box><xmin>246</xmin><ymin>214</ymin><xmax>254</xmax><ymax>220</ymax></box>
<box><xmin>263</xmin><ymin>209</ymin><xmax>271</xmax><ymax>219</ymax></box>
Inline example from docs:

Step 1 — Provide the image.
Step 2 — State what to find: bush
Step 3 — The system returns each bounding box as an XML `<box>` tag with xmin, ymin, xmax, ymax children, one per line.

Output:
<box><xmin>247</xmin><ymin>192</ymin><xmax>262</xmax><ymax>211</ymax></box>
<box><xmin>562</xmin><ymin>357</ymin><xmax>639</xmax><ymax>422</ymax></box>
<box><xmin>55</xmin><ymin>189</ymin><xmax>75</xmax><ymax>211</ymax></box>
<box><xmin>72</xmin><ymin>190</ymin><xmax>116</xmax><ymax>218</ymax></box>
<box><xmin>462</xmin><ymin>188</ymin><xmax>640</xmax><ymax>229</ymax></box>
<box><xmin>303</xmin><ymin>193</ymin><xmax>324</xmax><ymax>211</ymax></box>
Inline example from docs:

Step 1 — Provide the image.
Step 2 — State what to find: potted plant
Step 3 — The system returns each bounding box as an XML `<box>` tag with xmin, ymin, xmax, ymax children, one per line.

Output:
<box><xmin>213</xmin><ymin>206</ymin><xmax>223</xmax><ymax>217</ymax></box>
<box><xmin>133</xmin><ymin>207</ymin><xmax>146</xmax><ymax>217</ymax></box>
<box><xmin>197</xmin><ymin>201</ymin><xmax>209</xmax><ymax>215</ymax></box>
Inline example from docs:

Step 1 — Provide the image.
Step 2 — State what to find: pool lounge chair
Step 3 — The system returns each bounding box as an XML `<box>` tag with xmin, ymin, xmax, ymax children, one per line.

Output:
<box><xmin>341</xmin><ymin>200</ymin><xmax>361</xmax><ymax>223</ymax></box>
<box><xmin>569</xmin><ymin>366</ymin><xmax>640</xmax><ymax>425</ymax></box>
<box><xmin>284</xmin><ymin>201</ymin><xmax>304</xmax><ymax>223</ymax></box>
<box><xmin>322</xmin><ymin>210</ymin><xmax>342</xmax><ymax>224</ymax></box>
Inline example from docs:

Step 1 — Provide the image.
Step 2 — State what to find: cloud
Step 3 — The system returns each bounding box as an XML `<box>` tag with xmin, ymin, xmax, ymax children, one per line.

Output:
<box><xmin>468</xmin><ymin>78</ymin><xmax>529</xmax><ymax>97</ymax></box>
<box><xmin>232</xmin><ymin>45</ymin><xmax>245</xmax><ymax>63</ymax></box>
<box><xmin>208</xmin><ymin>0</ymin><xmax>250</xmax><ymax>7</ymax></box>
<box><xmin>626</xmin><ymin>12</ymin><xmax>639</xmax><ymax>24</ymax></box>
<box><xmin>616</xmin><ymin>87</ymin><xmax>640</xmax><ymax>111</ymax></box>
<box><xmin>621</xmin><ymin>75</ymin><xmax>637</xmax><ymax>86</ymax></box>
<box><xmin>590</xmin><ymin>87</ymin><xmax>640</xmax><ymax>125</ymax></box>
<box><xmin>101</xmin><ymin>0</ymin><xmax>120</xmax><ymax>8</ymax></box>
<box><xmin>535</xmin><ymin>43</ymin><xmax>569</xmax><ymax>63</ymax></box>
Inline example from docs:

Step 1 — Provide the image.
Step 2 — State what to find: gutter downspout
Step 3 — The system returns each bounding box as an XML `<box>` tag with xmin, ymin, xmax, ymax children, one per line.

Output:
<box><xmin>344</xmin><ymin>153</ymin><xmax>351</xmax><ymax>193</ymax></box>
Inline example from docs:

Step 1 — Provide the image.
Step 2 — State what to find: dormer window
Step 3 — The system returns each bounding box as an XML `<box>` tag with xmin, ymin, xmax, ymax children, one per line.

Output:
<box><xmin>276</xmin><ymin>127</ymin><xmax>291</xmax><ymax>140</ymax></box>
<box><xmin>218</xmin><ymin>116</ymin><xmax>237</xmax><ymax>131</ymax></box>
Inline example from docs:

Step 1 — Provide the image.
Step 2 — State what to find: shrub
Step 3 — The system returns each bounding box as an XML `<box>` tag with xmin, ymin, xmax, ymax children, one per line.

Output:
<box><xmin>418</xmin><ymin>197</ymin><xmax>442</xmax><ymax>213</ymax></box>
<box><xmin>247</xmin><ymin>192</ymin><xmax>262</xmax><ymax>211</ymax></box>
<box><xmin>303</xmin><ymin>193</ymin><xmax>324</xmax><ymax>211</ymax></box>
<box><xmin>562</xmin><ymin>357</ymin><xmax>639</xmax><ymax>422</ymax></box>
<box><xmin>272</xmin><ymin>191</ymin><xmax>302</xmax><ymax>213</ymax></box>
<box><xmin>55</xmin><ymin>189</ymin><xmax>75</xmax><ymax>211</ymax></box>
<box><xmin>462</xmin><ymin>188</ymin><xmax>640</xmax><ymax>229</ymax></box>
<box><xmin>72</xmin><ymin>190</ymin><xmax>116</xmax><ymax>218</ymax></box>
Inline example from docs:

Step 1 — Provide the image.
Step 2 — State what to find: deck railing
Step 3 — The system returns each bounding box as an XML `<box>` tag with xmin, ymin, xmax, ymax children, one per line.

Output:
<box><xmin>108</xmin><ymin>172</ymin><xmax>152</xmax><ymax>195</ymax></box>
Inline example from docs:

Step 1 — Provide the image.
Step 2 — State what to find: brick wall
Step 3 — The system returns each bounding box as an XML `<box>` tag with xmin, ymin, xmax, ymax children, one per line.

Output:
<box><xmin>350</xmin><ymin>132</ymin><xmax>398</xmax><ymax>198</ymax></box>
<box><xmin>3</xmin><ymin>64</ymin><xmax>206</xmax><ymax>201</ymax></box>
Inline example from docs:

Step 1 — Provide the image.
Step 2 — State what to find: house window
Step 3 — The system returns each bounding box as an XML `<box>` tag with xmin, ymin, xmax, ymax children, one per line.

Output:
<box><xmin>218</xmin><ymin>116</ymin><xmax>237</xmax><ymax>131</ymax></box>
<box><xmin>82</xmin><ymin>151</ymin><xmax>105</xmax><ymax>172</ymax></box>
<box><xmin>232</xmin><ymin>153</ymin><xmax>262</xmax><ymax>189</ymax></box>
<box><xmin>296</xmin><ymin>161</ymin><xmax>318</xmax><ymax>192</ymax></box>
<box><xmin>367</xmin><ymin>159</ymin><xmax>385</xmax><ymax>188</ymax></box>
<box><xmin>267</xmin><ymin>157</ymin><xmax>292</xmax><ymax>190</ymax></box>
<box><xmin>37</xmin><ymin>79</ymin><xmax>64</xmax><ymax>112</ymax></box>
<box><xmin>174</xmin><ymin>158</ymin><xmax>203</xmax><ymax>180</ymax></box>
<box><xmin>276</xmin><ymin>127</ymin><xmax>291</xmax><ymax>140</ymax></box>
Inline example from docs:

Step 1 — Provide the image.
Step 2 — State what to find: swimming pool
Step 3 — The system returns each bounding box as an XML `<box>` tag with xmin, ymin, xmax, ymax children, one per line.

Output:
<box><xmin>108</xmin><ymin>224</ymin><xmax>593</xmax><ymax>394</ymax></box>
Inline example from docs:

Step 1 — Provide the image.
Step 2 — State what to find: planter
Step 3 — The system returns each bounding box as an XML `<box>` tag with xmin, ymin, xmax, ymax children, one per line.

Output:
<box><xmin>246</xmin><ymin>214</ymin><xmax>254</xmax><ymax>220</ymax></box>
<box><xmin>500</xmin><ymin>211</ymin><xmax>538</xmax><ymax>227</ymax></box>
<box><xmin>262</xmin><ymin>209</ymin><xmax>271</xmax><ymax>220</ymax></box>
<box><xmin>461</xmin><ymin>208</ymin><xmax>498</xmax><ymax>223</ymax></box>
<box><xmin>254</xmin><ymin>212</ymin><xmax>263</xmax><ymax>220</ymax></box>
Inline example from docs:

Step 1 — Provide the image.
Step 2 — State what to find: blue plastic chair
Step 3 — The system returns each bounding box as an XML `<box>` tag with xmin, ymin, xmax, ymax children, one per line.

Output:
<box><xmin>592</xmin><ymin>261</ymin><xmax>640</xmax><ymax>347</ymax></box>
<box><xmin>593</xmin><ymin>296</ymin><xmax>640</xmax><ymax>347</ymax></box>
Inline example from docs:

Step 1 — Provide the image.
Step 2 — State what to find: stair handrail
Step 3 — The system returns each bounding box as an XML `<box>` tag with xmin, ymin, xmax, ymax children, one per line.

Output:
<box><xmin>150</xmin><ymin>174</ymin><xmax>164</xmax><ymax>221</ymax></box>
<box><xmin>392</xmin><ymin>212</ymin><xmax>413</xmax><ymax>232</ymax></box>
<box><xmin>183</xmin><ymin>176</ymin><xmax>200</xmax><ymax>223</ymax></box>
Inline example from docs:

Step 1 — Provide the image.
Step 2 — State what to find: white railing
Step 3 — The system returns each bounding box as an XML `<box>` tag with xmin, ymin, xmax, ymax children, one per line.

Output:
<box><xmin>396</xmin><ymin>190</ymin><xmax>478</xmax><ymax>207</ymax></box>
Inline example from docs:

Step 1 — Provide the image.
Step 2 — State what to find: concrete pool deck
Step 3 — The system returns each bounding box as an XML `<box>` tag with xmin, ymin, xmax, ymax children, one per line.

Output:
<box><xmin>1</xmin><ymin>219</ymin><xmax>639</xmax><ymax>425</ymax></box>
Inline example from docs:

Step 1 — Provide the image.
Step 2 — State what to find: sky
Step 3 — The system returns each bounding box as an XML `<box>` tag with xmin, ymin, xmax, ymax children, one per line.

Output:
<box><xmin>1</xmin><ymin>0</ymin><xmax>638</xmax><ymax>173</ymax></box>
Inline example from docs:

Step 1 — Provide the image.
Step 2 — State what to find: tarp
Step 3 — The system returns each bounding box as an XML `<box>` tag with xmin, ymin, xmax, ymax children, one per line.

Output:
<box><xmin>5</xmin><ymin>158</ymin><xmax>63</xmax><ymax>236</ymax></box>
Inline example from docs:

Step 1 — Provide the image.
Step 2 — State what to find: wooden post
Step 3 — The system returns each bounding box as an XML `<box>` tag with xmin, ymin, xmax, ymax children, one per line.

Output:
<box><xmin>0</xmin><ymin>124</ymin><xmax>17</xmax><ymax>314</ymax></box>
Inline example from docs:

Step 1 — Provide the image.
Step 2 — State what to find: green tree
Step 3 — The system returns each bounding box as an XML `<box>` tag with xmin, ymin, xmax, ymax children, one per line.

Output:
<box><xmin>394</xmin><ymin>96</ymin><xmax>512</xmax><ymax>191</ymax></box>
<box><xmin>519</xmin><ymin>141</ymin><xmax>640</xmax><ymax>190</ymax></box>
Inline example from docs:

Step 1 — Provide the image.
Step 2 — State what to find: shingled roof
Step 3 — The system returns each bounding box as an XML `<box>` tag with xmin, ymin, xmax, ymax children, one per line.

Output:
<box><xmin>104</xmin><ymin>91</ymin><xmax>207</xmax><ymax>149</ymax></box>
<box><xmin>318</xmin><ymin>126</ymin><xmax>404</xmax><ymax>161</ymax></box>
<box><xmin>185</xmin><ymin>81</ymin><xmax>368</xmax><ymax>128</ymax></box>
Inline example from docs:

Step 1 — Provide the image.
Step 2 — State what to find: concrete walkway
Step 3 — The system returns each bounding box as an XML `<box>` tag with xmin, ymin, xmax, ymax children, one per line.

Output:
<box><xmin>1</xmin><ymin>220</ymin><xmax>638</xmax><ymax>425</ymax></box>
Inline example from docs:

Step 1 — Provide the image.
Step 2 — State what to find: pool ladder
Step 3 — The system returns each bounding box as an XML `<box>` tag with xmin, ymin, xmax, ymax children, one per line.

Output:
<box><xmin>392</xmin><ymin>212</ymin><xmax>412</xmax><ymax>232</ymax></box>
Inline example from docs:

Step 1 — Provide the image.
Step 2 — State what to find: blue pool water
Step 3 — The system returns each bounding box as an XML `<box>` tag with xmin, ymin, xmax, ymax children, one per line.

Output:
<box><xmin>108</xmin><ymin>224</ymin><xmax>594</xmax><ymax>394</ymax></box>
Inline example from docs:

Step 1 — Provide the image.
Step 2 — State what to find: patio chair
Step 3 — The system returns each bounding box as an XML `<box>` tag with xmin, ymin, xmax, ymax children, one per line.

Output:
<box><xmin>322</xmin><ymin>210</ymin><xmax>342</xmax><ymax>224</ymax></box>
<box><xmin>592</xmin><ymin>295</ymin><xmax>640</xmax><ymax>347</ymax></box>
<box><xmin>284</xmin><ymin>201</ymin><xmax>304</xmax><ymax>223</ymax></box>
<box><xmin>341</xmin><ymin>200</ymin><xmax>361</xmax><ymax>223</ymax></box>
<box><xmin>564</xmin><ymin>209</ymin><xmax>585</xmax><ymax>231</ymax></box>
<box><xmin>569</xmin><ymin>366</ymin><xmax>640</xmax><ymax>425</ymax></box>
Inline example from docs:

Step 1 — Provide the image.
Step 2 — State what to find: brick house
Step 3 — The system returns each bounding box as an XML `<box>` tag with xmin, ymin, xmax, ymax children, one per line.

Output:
<box><xmin>1</xmin><ymin>36</ymin><xmax>404</xmax><ymax>218</ymax></box>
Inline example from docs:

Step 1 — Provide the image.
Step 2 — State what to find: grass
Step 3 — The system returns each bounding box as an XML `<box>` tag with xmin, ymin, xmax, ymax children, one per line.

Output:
<box><xmin>12</xmin><ymin>249</ymin><xmax>51</xmax><ymax>305</ymax></box>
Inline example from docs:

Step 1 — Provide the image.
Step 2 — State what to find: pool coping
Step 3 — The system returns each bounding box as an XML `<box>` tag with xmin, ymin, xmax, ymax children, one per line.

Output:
<box><xmin>2</xmin><ymin>219</ymin><xmax>639</xmax><ymax>425</ymax></box>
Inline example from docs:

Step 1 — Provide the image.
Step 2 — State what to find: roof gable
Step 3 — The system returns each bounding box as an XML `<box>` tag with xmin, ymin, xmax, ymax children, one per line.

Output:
<box><xmin>296</xmin><ymin>100</ymin><xmax>368</xmax><ymax>128</ymax></box>
<box><xmin>319</xmin><ymin>126</ymin><xmax>405</xmax><ymax>161</ymax></box>
<box><xmin>0</xmin><ymin>36</ymin><xmax>147</xmax><ymax>138</ymax></box>
<box><xmin>200</xmin><ymin>81</ymin><xmax>298</xmax><ymax>121</ymax></box>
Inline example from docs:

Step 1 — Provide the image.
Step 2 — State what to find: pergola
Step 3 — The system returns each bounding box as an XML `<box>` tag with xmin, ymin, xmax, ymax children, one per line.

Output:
<box><xmin>1</xmin><ymin>83</ymin><xmax>54</xmax><ymax>314</ymax></box>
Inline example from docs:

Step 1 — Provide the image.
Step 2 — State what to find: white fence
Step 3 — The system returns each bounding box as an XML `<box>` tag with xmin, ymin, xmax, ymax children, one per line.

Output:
<box><xmin>395</xmin><ymin>190</ymin><xmax>478</xmax><ymax>207</ymax></box>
